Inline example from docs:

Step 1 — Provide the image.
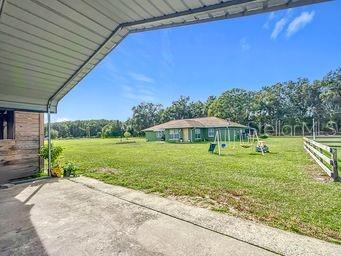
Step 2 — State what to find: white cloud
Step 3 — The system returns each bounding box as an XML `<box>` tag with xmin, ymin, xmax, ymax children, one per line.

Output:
<box><xmin>102</xmin><ymin>58</ymin><xmax>128</xmax><ymax>83</ymax></box>
<box><xmin>240</xmin><ymin>37</ymin><xmax>251</xmax><ymax>51</ymax></box>
<box><xmin>286</xmin><ymin>8</ymin><xmax>293</xmax><ymax>15</ymax></box>
<box><xmin>104</xmin><ymin>58</ymin><xmax>117</xmax><ymax>72</ymax></box>
<box><xmin>120</xmin><ymin>84</ymin><xmax>155</xmax><ymax>102</ymax></box>
<box><xmin>161</xmin><ymin>30</ymin><xmax>174</xmax><ymax>68</ymax></box>
<box><xmin>52</xmin><ymin>117</ymin><xmax>70</xmax><ymax>123</ymax></box>
<box><xmin>263</xmin><ymin>12</ymin><xmax>276</xmax><ymax>29</ymax></box>
<box><xmin>286</xmin><ymin>11</ymin><xmax>315</xmax><ymax>37</ymax></box>
<box><xmin>271</xmin><ymin>18</ymin><xmax>287</xmax><ymax>40</ymax></box>
<box><xmin>129</xmin><ymin>72</ymin><xmax>154</xmax><ymax>83</ymax></box>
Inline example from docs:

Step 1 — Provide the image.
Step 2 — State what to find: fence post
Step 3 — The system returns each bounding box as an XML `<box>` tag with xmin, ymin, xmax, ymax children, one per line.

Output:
<box><xmin>318</xmin><ymin>145</ymin><xmax>324</xmax><ymax>164</ymax></box>
<box><xmin>331</xmin><ymin>148</ymin><xmax>339</xmax><ymax>181</ymax></box>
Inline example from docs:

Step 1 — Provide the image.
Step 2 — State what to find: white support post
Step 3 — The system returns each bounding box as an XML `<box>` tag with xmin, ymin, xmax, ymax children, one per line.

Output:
<box><xmin>47</xmin><ymin>107</ymin><xmax>52</xmax><ymax>176</ymax></box>
<box><xmin>217</xmin><ymin>130</ymin><xmax>221</xmax><ymax>156</ymax></box>
<box><xmin>227</xmin><ymin>128</ymin><xmax>230</xmax><ymax>143</ymax></box>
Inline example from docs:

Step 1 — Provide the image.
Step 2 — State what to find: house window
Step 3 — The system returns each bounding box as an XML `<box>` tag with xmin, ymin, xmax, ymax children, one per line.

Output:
<box><xmin>156</xmin><ymin>131</ymin><xmax>163</xmax><ymax>138</ymax></box>
<box><xmin>195</xmin><ymin>128</ymin><xmax>201</xmax><ymax>139</ymax></box>
<box><xmin>169</xmin><ymin>129</ymin><xmax>180</xmax><ymax>140</ymax></box>
<box><xmin>0</xmin><ymin>110</ymin><xmax>15</xmax><ymax>140</ymax></box>
<box><xmin>208</xmin><ymin>128</ymin><xmax>214</xmax><ymax>138</ymax></box>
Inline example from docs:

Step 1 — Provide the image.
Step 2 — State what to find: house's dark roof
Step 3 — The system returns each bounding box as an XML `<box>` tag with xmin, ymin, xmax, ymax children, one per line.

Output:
<box><xmin>143</xmin><ymin>117</ymin><xmax>247</xmax><ymax>132</ymax></box>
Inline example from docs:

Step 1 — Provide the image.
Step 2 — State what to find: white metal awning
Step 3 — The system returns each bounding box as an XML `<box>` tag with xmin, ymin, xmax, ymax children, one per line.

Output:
<box><xmin>0</xmin><ymin>0</ymin><xmax>328</xmax><ymax>113</ymax></box>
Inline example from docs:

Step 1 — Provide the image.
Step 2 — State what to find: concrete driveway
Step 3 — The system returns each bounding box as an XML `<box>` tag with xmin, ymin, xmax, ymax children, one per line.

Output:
<box><xmin>0</xmin><ymin>177</ymin><xmax>340</xmax><ymax>256</ymax></box>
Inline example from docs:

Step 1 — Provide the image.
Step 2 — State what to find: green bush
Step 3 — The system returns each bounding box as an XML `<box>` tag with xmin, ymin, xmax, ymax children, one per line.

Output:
<box><xmin>101</xmin><ymin>122</ymin><xmax>123</xmax><ymax>138</ymax></box>
<box><xmin>62</xmin><ymin>161</ymin><xmax>78</xmax><ymax>177</ymax></box>
<box><xmin>50</xmin><ymin>129</ymin><xmax>59</xmax><ymax>139</ymax></box>
<box><xmin>259</xmin><ymin>133</ymin><xmax>269</xmax><ymax>139</ymax></box>
<box><xmin>40</xmin><ymin>144</ymin><xmax>63</xmax><ymax>166</ymax></box>
<box><xmin>124</xmin><ymin>131</ymin><xmax>131</xmax><ymax>139</ymax></box>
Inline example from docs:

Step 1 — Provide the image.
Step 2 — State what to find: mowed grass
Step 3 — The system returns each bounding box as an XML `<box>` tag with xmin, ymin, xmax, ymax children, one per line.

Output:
<box><xmin>55</xmin><ymin>137</ymin><xmax>341</xmax><ymax>243</ymax></box>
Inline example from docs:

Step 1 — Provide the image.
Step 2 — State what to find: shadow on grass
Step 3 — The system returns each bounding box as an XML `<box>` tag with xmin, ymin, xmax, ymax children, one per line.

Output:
<box><xmin>249</xmin><ymin>152</ymin><xmax>279</xmax><ymax>156</ymax></box>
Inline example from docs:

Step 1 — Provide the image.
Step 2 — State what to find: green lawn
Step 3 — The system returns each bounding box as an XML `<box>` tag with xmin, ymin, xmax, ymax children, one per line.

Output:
<box><xmin>54</xmin><ymin>137</ymin><xmax>341</xmax><ymax>243</ymax></box>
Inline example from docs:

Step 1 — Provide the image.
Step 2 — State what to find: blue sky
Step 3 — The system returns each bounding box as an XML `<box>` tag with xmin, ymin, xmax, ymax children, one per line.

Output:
<box><xmin>53</xmin><ymin>1</ymin><xmax>341</xmax><ymax>122</ymax></box>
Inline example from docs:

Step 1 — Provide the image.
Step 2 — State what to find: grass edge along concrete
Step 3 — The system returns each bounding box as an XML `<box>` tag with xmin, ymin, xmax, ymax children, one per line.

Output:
<box><xmin>55</xmin><ymin>137</ymin><xmax>341</xmax><ymax>244</ymax></box>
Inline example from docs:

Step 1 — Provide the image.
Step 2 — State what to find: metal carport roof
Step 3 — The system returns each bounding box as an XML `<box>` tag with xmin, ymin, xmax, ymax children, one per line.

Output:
<box><xmin>0</xmin><ymin>0</ymin><xmax>328</xmax><ymax>113</ymax></box>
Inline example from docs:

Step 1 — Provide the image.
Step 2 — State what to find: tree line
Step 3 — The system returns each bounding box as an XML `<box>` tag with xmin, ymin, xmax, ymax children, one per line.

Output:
<box><xmin>49</xmin><ymin>68</ymin><xmax>340</xmax><ymax>138</ymax></box>
<box><xmin>48</xmin><ymin>119</ymin><xmax>125</xmax><ymax>139</ymax></box>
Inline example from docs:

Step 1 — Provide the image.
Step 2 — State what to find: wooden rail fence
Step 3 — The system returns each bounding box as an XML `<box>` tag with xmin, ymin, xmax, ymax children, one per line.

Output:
<box><xmin>303</xmin><ymin>137</ymin><xmax>339</xmax><ymax>181</ymax></box>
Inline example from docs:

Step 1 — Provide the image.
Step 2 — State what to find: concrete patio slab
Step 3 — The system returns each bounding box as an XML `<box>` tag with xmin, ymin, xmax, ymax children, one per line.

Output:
<box><xmin>0</xmin><ymin>177</ymin><xmax>340</xmax><ymax>256</ymax></box>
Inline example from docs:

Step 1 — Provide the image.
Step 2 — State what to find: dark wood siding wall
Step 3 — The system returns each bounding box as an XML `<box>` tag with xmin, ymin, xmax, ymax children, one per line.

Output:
<box><xmin>0</xmin><ymin>111</ymin><xmax>44</xmax><ymax>183</ymax></box>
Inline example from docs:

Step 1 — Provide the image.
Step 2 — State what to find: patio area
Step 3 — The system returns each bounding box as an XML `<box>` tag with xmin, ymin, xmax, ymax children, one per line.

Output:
<box><xmin>1</xmin><ymin>177</ymin><xmax>340</xmax><ymax>256</ymax></box>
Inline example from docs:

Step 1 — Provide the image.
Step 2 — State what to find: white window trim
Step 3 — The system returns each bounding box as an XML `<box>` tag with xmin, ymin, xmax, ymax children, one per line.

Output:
<box><xmin>195</xmin><ymin>128</ymin><xmax>201</xmax><ymax>139</ymax></box>
<box><xmin>169</xmin><ymin>129</ymin><xmax>180</xmax><ymax>140</ymax></box>
<box><xmin>156</xmin><ymin>131</ymin><xmax>163</xmax><ymax>138</ymax></box>
<box><xmin>208</xmin><ymin>128</ymin><xmax>214</xmax><ymax>138</ymax></box>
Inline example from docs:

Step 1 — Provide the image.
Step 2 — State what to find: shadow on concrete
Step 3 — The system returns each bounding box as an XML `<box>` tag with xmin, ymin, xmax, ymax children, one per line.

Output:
<box><xmin>0</xmin><ymin>179</ymin><xmax>57</xmax><ymax>256</ymax></box>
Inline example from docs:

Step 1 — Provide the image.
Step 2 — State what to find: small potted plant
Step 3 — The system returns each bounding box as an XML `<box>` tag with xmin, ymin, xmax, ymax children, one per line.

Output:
<box><xmin>40</xmin><ymin>144</ymin><xmax>63</xmax><ymax>177</ymax></box>
<box><xmin>62</xmin><ymin>161</ymin><xmax>78</xmax><ymax>177</ymax></box>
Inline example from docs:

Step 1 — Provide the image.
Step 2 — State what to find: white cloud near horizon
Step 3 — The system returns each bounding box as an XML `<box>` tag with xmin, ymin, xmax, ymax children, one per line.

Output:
<box><xmin>271</xmin><ymin>18</ymin><xmax>287</xmax><ymax>39</ymax></box>
<box><xmin>286</xmin><ymin>11</ymin><xmax>315</xmax><ymax>37</ymax></box>
<box><xmin>51</xmin><ymin>117</ymin><xmax>70</xmax><ymax>123</ymax></box>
